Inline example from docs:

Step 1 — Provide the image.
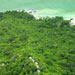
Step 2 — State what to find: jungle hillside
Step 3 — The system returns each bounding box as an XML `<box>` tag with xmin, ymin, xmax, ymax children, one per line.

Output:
<box><xmin>0</xmin><ymin>11</ymin><xmax>75</xmax><ymax>75</ymax></box>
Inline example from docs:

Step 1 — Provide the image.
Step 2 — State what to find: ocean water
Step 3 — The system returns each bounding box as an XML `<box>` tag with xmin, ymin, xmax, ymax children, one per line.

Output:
<box><xmin>0</xmin><ymin>0</ymin><xmax>75</xmax><ymax>19</ymax></box>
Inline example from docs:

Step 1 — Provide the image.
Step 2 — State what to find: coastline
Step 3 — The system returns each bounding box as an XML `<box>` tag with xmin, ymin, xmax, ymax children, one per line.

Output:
<box><xmin>18</xmin><ymin>9</ymin><xmax>75</xmax><ymax>25</ymax></box>
<box><xmin>2</xmin><ymin>9</ymin><xmax>75</xmax><ymax>25</ymax></box>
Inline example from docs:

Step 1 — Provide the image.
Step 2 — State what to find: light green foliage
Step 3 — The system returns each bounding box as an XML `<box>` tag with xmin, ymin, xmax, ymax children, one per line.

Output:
<box><xmin>0</xmin><ymin>11</ymin><xmax>75</xmax><ymax>75</ymax></box>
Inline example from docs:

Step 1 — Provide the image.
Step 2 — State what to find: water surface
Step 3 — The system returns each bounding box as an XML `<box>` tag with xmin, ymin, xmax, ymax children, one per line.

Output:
<box><xmin>0</xmin><ymin>0</ymin><xmax>75</xmax><ymax>19</ymax></box>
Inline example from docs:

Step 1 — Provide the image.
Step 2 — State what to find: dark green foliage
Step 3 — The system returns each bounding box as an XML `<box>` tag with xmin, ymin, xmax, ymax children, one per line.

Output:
<box><xmin>0</xmin><ymin>12</ymin><xmax>4</xmax><ymax>20</ymax></box>
<box><xmin>4</xmin><ymin>11</ymin><xmax>35</xmax><ymax>20</ymax></box>
<box><xmin>0</xmin><ymin>11</ymin><xmax>75</xmax><ymax>75</ymax></box>
<box><xmin>39</xmin><ymin>16</ymin><xmax>70</xmax><ymax>28</ymax></box>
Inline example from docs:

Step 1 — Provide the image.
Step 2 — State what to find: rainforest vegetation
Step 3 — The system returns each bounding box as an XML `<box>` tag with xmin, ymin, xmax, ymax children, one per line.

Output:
<box><xmin>0</xmin><ymin>11</ymin><xmax>75</xmax><ymax>75</ymax></box>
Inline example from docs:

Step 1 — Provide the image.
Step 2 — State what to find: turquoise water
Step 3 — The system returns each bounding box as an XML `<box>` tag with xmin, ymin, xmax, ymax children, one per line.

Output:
<box><xmin>0</xmin><ymin>0</ymin><xmax>75</xmax><ymax>19</ymax></box>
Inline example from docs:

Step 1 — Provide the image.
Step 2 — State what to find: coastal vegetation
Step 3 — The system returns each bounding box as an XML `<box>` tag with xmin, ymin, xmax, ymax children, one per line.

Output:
<box><xmin>0</xmin><ymin>11</ymin><xmax>75</xmax><ymax>75</ymax></box>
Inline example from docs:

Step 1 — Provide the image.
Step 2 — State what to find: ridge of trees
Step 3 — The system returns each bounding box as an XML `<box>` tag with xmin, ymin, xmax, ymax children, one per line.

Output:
<box><xmin>0</xmin><ymin>11</ymin><xmax>75</xmax><ymax>75</ymax></box>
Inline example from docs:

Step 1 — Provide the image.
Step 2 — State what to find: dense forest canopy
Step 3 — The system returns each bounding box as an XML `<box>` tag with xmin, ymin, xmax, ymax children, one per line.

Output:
<box><xmin>0</xmin><ymin>11</ymin><xmax>75</xmax><ymax>75</ymax></box>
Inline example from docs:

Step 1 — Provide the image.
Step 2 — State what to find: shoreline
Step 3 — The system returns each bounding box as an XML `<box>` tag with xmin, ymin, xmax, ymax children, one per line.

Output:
<box><xmin>1</xmin><ymin>9</ymin><xmax>75</xmax><ymax>25</ymax></box>
<box><xmin>18</xmin><ymin>9</ymin><xmax>75</xmax><ymax>25</ymax></box>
